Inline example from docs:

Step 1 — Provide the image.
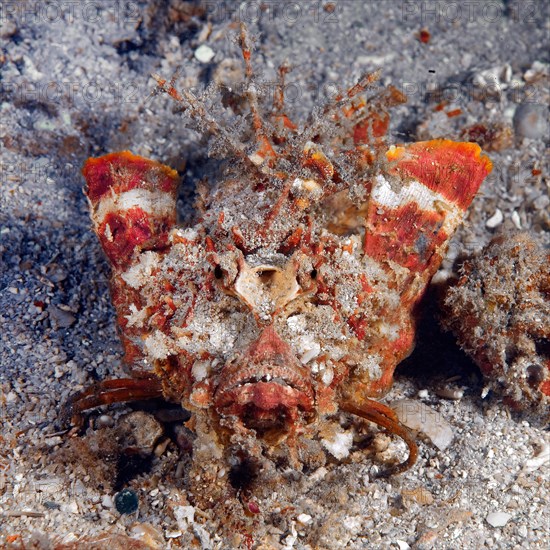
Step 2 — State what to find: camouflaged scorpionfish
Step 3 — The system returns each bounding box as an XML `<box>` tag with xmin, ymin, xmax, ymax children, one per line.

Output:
<box><xmin>68</xmin><ymin>25</ymin><xmax>492</xmax><ymax>488</ymax></box>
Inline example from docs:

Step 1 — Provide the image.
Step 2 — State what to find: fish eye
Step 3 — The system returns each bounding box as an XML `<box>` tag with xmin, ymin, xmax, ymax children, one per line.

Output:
<box><xmin>214</xmin><ymin>265</ymin><xmax>224</xmax><ymax>279</ymax></box>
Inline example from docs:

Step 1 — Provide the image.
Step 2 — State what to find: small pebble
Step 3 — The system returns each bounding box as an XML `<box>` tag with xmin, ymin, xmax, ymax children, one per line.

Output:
<box><xmin>193</xmin><ymin>525</ymin><xmax>212</xmax><ymax>548</ymax></box>
<box><xmin>248</xmin><ymin>501</ymin><xmax>260</xmax><ymax>514</ymax></box>
<box><xmin>119</xmin><ymin>411</ymin><xmax>164</xmax><ymax>453</ymax></box>
<box><xmin>310</xmin><ymin>466</ymin><xmax>328</xmax><ymax>482</ymax></box>
<box><xmin>297</xmin><ymin>513</ymin><xmax>312</xmax><ymax>525</ymax></box>
<box><xmin>6</xmin><ymin>391</ymin><xmax>17</xmax><ymax>403</ymax></box>
<box><xmin>174</xmin><ymin>505</ymin><xmax>195</xmax><ymax>531</ymax></box>
<box><xmin>47</xmin><ymin>304</ymin><xmax>76</xmax><ymax>328</ymax></box>
<box><xmin>511</xmin><ymin>210</ymin><xmax>522</xmax><ymax>229</ymax></box>
<box><xmin>533</xmin><ymin>194</ymin><xmax>549</xmax><ymax>210</ymax></box>
<box><xmin>95</xmin><ymin>414</ymin><xmax>114</xmax><ymax>429</ymax></box>
<box><xmin>194</xmin><ymin>44</ymin><xmax>215</xmax><ymax>63</ymax></box>
<box><xmin>165</xmin><ymin>530</ymin><xmax>183</xmax><ymax>539</ymax></box>
<box><xmin>129</xmin><ymin>523</ymin><xmax>164</xmax><ymax>549</ymax></box>
<box><xmin>45</xmin><ymin>263</ymin><xmax>68</xmax><ymax>283</ymax></box>
<box><xmin>401</xmin><ymin>487</ymin><xmax>434</xmax><ymax>506</ymax></box>
<box><xmin>517</xmin><ymin>525</ymin><xmax>528</xmax><ymax>538</ymax></box>
<box><xmin>321</xmin><ymin>428</ymin><xmax>354</xmax><ymax>459</ymax></box>
<box><xmin>524</xmin><ymin>61</ymin><xmax>549</xmax><ymax>83</ymax></box>
<box><xmin>486</xmin><ymin>511</ymin><xmax>512</xmax><ymax>527</ymax></box>
<box><xmin>523</xmin><ymin>442</ymin><xmax>550</xmax><ymax>472</ymax></box>
<box><xmin>501</xmin><ymin>63</ymin><xmax>512</xmax><ymax>83</ymax></box>
<box><xmin>43</xmin><ymin>501</ymin><xmax>61</xmax><ymax>510</ymax></box>
<box><xmin>486</xmin><ymin>208</ymin><xmax>503</xmax><ymax>228</ymax></box>
<box><xmin>513</xmin><ymin>103</ymin><xmax>548</xmax><ymax>139</ymax></box>
<box><xmin>114</xmin><ymin>488</ymin><xmax>139</xmax><ymax>514</ymax></box>
<box><xmin>435</xmin><ymin>387</ymin><xmax>464</xmax><ymax>400</ymax></box>
<box><xmin>0</xmin><ymin>20</ymin><xmax>17</xmax><ymax>39</ymax></box>
<box><xmin>45</xmin><ymin>436</ymin><xmax>63</xmax><ymax>447</ymax></box>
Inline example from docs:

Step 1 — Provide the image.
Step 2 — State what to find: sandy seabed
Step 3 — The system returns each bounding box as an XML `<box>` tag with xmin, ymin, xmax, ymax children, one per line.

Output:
<box><xmin>1</xmin><ymin>1</ymin><xmax>549</xmax><ymax>548</ymax></box>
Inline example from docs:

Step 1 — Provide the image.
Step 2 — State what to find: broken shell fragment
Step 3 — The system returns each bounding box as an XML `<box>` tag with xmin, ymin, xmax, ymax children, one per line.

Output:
<box><xmin>391</xmin><ymin>400</ymin><xmax>454</xmax><ymax>451</ymax></box>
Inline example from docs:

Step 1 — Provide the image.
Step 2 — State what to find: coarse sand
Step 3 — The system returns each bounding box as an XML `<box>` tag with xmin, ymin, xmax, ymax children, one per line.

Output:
<box><xmin>1</xmin><ymin>1</ymin><xmax>548</xmax><ymax>548</ymax></box>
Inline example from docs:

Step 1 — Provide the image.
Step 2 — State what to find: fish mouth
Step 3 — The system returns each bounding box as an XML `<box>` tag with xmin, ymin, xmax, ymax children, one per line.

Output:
<box><xmin>213</xmin><ymin>325</ymin><xmax>316</xmax><ymax>437</ymax></box>
<box><xmin>214</xmin><ymin>364</ymin><xmax>315</xmax><ymax>435</ymax></box>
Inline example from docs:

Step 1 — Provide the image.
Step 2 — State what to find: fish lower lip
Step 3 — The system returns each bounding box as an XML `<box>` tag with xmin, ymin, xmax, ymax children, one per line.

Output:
<box><xmin>214</xmin><ymin>367</ymin><xmax>315</xmax><ymax>414</ymax></box>
<box><xmin>216</xmin><ymin>380</ymin><xmax>314</xmax><ymax>412</ymax></box>
<box><xmin>216</xmin><ymin>364</ymin><xmax>312</xmax><ymax>397</ymax></box>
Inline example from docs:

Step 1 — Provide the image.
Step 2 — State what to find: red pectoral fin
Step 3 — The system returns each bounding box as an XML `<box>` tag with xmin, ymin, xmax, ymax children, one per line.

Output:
<box><xmin>82</xmin><ymin>151</ymin><xmax>179</xmax><ymax>269</ymax></box>
<box><xmin>83</xmin><ymin>151</ymin><xmax>179</xmax><ymax>202</ymax></box>
<box><xmin>364</xmin><ymin>139</ymin><xmax>492</xmax><ymax>301</ymax></box>
<box><xmin>386</xmin><ymin>139</ymin><xmax>493</xmax><ymax>210</ymax></box>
